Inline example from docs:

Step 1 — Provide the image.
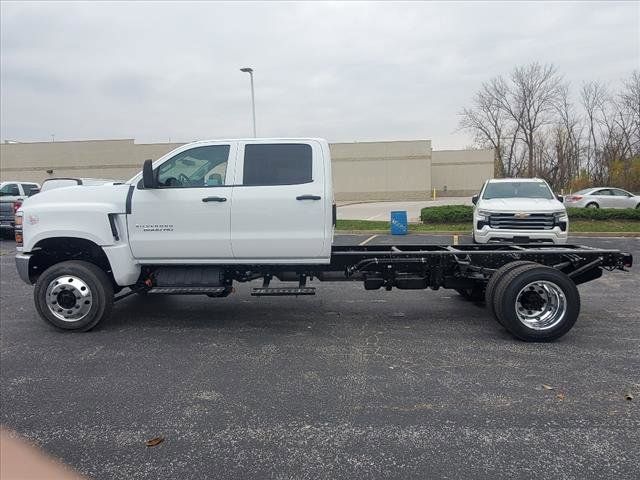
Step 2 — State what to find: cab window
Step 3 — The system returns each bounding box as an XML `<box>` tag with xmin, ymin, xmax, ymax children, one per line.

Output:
<box><xmin>157</xmin><ymin>145</ymin><xmax>230</xmax><ymax>188</ymax></box>
<box><xmin>242</xmin><ymin>144</ymin><xmax>312</xmax><ymax>186</ymax></box>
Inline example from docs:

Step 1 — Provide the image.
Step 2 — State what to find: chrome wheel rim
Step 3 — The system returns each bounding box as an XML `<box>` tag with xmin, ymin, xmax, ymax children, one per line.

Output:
<box><xmin>46</xmin><ymin>275</ymin><xmax>93</xmax><ymax>322</ymax></box>
<box><xmin>515</xmin><ymin>280</ymin><xmax>566</xmax><ymax>330</ymax></box>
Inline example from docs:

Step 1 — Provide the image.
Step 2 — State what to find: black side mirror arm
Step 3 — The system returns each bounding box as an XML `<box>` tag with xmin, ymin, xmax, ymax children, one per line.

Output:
<box><xmin>472</xmin><ymin>194</ymin><xmax>479</xmax><ymax>205</ymax></box>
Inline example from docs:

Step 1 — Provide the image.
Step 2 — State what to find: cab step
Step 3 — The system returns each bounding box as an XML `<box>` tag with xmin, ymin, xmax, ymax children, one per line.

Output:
<box><xmin>148</xmin><ymin>286</ymin><xmax>229</xmax><ymax>295</ymax></box>
<box><xmin>251</xmin><ymin>287</ymin><xmax>316</xmax><ymax>296</ymax></box>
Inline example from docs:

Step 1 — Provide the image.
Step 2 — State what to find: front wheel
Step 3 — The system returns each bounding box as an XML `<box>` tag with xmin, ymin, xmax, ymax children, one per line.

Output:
<box><xmin>586</xmin><ymin>202</ymin><xmax>599</xmax><ymax>209</ymax></box>
<box><xmin>34</xmin><ymin>260</ymin><xmax>114</xmax><ymax>331</ymax></box>
<box><xmin>493</xmin><ymin>265</ymin><xmax>580</xmax><ymax>342</ymax></box>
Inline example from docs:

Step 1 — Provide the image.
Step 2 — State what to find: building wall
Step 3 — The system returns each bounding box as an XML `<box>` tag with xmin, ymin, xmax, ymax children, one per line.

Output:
<box><xmin>0</xmin><ymin>139</ymin><xmax>183</xmax><ymax>183</ymax></box>
<box><xmin>330</xmin><ymin>140</ymin><xmax>431</xmax><ymax>201</ymax></box>
<box><xmin>431</xmin><ymin>149</ymin><xmax>494</xmax><ymax>196</ymax></box>
<box><xmin>1</xmin><ymin>139</ymin><xmax>493</xmax><ymax>200</ymax></box>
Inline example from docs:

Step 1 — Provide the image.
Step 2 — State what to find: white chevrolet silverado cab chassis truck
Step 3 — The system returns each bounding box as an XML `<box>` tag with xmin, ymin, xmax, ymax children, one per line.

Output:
<box><xmin>14</xmin><ymin>138</ymin><xmax>633</xmax><ymax>341</ymax></box>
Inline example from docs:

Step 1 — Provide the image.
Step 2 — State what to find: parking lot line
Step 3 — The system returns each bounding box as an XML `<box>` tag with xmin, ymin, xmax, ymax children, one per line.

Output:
<box><xmin>359</xmin><ymin>235</ymin><xmax>378</xmax><ymax>246</ymax></box>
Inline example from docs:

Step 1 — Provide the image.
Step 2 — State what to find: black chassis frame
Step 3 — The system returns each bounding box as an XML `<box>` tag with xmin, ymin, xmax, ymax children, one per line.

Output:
<box><xmin>220</xmin><ymin>244</ymin><xmax>633</xmax><ymax>291</ymax></box>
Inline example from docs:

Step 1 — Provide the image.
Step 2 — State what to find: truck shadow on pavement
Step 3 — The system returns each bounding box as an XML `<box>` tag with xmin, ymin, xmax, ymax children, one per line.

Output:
<box><xmin>99</xmin><ymin>286</ymin><xmax>511</xmax><ymax>343</ymax></box>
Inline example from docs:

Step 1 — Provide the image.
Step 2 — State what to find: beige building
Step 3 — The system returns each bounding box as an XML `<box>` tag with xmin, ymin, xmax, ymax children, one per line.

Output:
<box><xmin>0</xmin><ymin>138</ymin><xmax>493</xmax><ymax>200</ymax></box>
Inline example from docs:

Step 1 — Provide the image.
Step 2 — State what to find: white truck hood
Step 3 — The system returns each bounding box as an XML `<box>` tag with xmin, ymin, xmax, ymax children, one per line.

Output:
<box><xmin>478</xmin><ymin>197</ymin><xmax>565</xmax><ymax>213</ymax></box>
<box><xmin>22</xmin><ymin>183</ymin><xmax>131</xmax><ymax>211</ymax></box>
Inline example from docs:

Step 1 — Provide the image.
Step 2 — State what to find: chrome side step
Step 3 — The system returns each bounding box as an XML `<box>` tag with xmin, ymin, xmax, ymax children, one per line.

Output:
<box><xmin>148</xmin><ymin>286</ymin><xmax>229</xmax><ymax>295</ymax></box>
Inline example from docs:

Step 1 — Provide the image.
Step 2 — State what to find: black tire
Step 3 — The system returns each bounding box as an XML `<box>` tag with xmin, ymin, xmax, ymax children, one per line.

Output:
<box><xmin>34</xmin><ymin>260</ymin><xmax>114</xmax><ymax>331</ymax></box>
<box><xmin>455</xmin><ymin>287</ymin><xmax>484</xmax><ymax>301</ymax></box>
<box><xmin>585</xmin><ymin>202</ymin><xmax>599</xmax><ymax>209</ymax></box>
<box><xmin>485</xmin><ymin>261</ymin><xmax>538</xmax><ymax>323</ymax></box>
<box><xmin>636</xmin><ymin>203</ymin><xmax>639</xmax><ymax>209</ymax></box>
<box><xmin>494</xmin><ymin>265</ymin><xmax>580</xmax><ymax>342</ymax></box>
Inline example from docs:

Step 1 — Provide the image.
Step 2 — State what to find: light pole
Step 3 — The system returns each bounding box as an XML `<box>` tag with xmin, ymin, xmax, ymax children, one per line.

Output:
<box><xmin>240</xmin><ymin>67</ymin><xmax>256</xmax><ymax>137</ymax></box>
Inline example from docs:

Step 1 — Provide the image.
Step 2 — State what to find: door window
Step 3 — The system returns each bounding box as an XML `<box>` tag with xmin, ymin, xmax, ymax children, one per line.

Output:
<box><xmin>0</xmin><ymin>183</ymin><xmax>19</xmax><ymax>196</ymax></box>
<box><xmin>243</xmin><ymin>144</ymin><xmax>312</xmax><ymax>186</ymax></box>
<box><xmin>157</xmin><ymin>145</ymin><xmax>230</xmax><ymax>188</ymax></box>
<box><xmin>594</xmin><ymin>189</ymin><xmax>612</xmax><ymax>195</ymax></box>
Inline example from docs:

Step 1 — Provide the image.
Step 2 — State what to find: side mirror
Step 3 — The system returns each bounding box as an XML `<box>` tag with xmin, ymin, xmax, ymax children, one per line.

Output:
<box><xmin>142</xmin><ymin>159</ymin><xmax>156</xmax><ymax>189</ymax></box>
<box><xmin>471</xmin><ymin>194</ymin><xmax>479</xmax><ymax>205</ymax></box>
<box><xmin>556</xmin><ymin>194</ymin><xmax>564</xmax><ymax>202</ymax></box>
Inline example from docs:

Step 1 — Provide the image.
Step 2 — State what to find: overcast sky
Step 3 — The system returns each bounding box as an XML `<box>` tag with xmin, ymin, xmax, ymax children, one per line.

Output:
<box><xmin>1</xmin><ymin>1</ymin><xmax>638</xmax><ymax>149</ymax></box>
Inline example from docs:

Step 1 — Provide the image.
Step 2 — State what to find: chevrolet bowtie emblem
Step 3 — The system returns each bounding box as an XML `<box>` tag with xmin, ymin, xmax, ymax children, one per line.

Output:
<box><xmin>514</xmin><ymin>212</ymin><xmax>530</xmax><ymax>218</ymax></box>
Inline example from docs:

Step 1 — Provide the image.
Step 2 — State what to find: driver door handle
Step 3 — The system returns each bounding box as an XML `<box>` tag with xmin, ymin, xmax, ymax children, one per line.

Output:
<box><xmin>202</xmin><ymin>196</ymin><xmax>227</xmax><ymax>202</ymax></box>
<box><xmin>296</xmin><ymin>195</ymin><xmax>321</xmax><ymax>201</ymax></box>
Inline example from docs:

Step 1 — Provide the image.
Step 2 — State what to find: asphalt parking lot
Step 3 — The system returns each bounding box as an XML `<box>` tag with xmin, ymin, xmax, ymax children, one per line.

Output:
<box><xmin>1</xmin><ymin>235</ymin><xmax>639</xmax><ymax>479</ymax></box>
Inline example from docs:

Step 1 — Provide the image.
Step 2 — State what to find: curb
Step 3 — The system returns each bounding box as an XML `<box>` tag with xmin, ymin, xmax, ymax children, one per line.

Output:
<box><xmin>336</xmin><ymin>230</ymin><xmax>639</xmax><ymax>237</ymax></box>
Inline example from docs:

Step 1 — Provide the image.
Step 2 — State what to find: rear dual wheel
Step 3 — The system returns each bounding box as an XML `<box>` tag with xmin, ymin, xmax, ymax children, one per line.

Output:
<box><xmin>487</xmin><ymin>262</ymin><xmax>580</xmax><ymax>342</ymax></box>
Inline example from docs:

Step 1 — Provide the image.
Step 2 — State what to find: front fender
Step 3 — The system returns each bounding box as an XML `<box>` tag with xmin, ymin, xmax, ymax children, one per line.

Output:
<box><xmin>19</xmin><ymin>184</ymin><xmax>131</xmax><ymax>252</ymax></box>
<box><xmin>23</xmin><ymin>218</ymin><xmax>116</xmax><ymax>252</ymax></box>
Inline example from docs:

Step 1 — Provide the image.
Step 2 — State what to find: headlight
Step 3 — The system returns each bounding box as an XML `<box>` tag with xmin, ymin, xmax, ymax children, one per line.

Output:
<box><xmin>553</xmin><ymin>211</ymin><xmax>568</xmax><ymax>221</ymax></box>
<box><xmin>475</xmin><ymin>209</ymin><xmax>491</xmax><ymax>220</ymax></box>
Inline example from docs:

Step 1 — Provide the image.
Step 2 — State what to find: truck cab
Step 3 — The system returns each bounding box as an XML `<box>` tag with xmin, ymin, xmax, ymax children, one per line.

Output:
<box><xmin>16</xmin><ymin>138</ymin><xmax>334</xmax><ymax>288</ymax></box>
<box><xmin>128</xmin><ymin>138</ymin><xmax>334</xmax><ymax>263</ymax></box>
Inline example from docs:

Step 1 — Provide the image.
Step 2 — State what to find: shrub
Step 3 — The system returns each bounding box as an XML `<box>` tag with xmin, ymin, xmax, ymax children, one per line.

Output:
<box><xmin>421</xmin><ymin>205</ymin><xmax>473</xmax><ymax>223</ymax></box>
<box><xmin>420</xmin><ymin>205</ymin><xmax>640</xmax><ymax>224</ymax></box>
<box><xmin>566</xmin><ymin>208</ymin><xmax>640</xmax><ymax>220</ymax></box>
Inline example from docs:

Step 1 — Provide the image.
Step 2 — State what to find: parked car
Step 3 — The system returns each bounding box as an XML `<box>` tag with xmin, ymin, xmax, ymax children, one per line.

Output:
<box><xmin>472</xmin><ymin>178</ymin><xmax>568</xmax><ymax>244</ymax></box>
<box><xmin>563</xmin><ymin>187</ymin><xmax>640</xmax><ymax>209</ymax></box>
<box><xmin>0</xmin><ymin>181</ymin><xmax>40</xmax><ymax>236</ymax></box>
<box><xmin>0</xmin><ymin>181</ymin><xmax>40</xmax><ymax>201</ymax></box>
<box><xmin>39</xmin><ymin>177</ymin><xmax>121</xmax><ymax>193</ymax></box>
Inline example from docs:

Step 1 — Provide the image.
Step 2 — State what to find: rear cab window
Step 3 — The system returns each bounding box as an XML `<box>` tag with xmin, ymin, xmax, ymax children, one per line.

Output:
<box><xmin>241</xmin><ymin>143</ymin><xmax>313</xmax><ymax>186</ymax></box>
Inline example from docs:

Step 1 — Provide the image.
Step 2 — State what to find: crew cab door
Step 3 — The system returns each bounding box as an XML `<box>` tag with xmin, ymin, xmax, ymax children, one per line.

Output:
<box><xmin>128</xmin><ymin>142</ymin><xmax>236</xmax><ymax>260</ymax></box>
<box><xmin>230</xmin><ymin>141</ymin><xmax>328</xmax><ymax>261</ymax></box>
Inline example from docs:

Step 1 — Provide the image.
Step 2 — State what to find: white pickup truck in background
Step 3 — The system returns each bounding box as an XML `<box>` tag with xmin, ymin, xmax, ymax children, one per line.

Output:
<box><xmin>0</xmin><ymin>181</ymin><xmax>41</xmax><ymax>235</ymax></box>
<box><xmin>472</xmin><ymin>178</ymin><xmax>568</xmax><ymax>244</ymax></box>
<box><xmin>13</xmin><ymin>138</ymin><xmax>632</xmax><ymax>342</ymax></box>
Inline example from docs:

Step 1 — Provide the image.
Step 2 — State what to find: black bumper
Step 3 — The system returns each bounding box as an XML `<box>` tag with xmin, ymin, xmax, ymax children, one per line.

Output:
<box><xmin>15</xmin><ymin>253</ymin><xmax>32</xmax><ymax>285</ymax></box>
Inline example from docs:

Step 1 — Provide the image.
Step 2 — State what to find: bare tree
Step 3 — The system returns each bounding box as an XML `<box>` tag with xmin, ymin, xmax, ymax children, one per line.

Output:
<box><xmin>459</xmin><ymin>77</ymin><xmax>521</xmax><ymax>176</ymax></box>
<box><xmin>618</xmin><ymin>71</ymin><xmax>640</xmax><ymax>156</ymax></box>
<box><xmin>551</xmin><ymin>84</ymin><xmax>583</xmax><ymax>188</ymax></box>
<box><xmin>508</xmin><ymin>63</ymin><xmax>565</xmax><ymax>176</ymax></box>
<box><xmin>460</xmin><ymin>66</ymin><xmax>639</xmax><ymax>191</ymax></box>
<box><xmin>580</xmin><ymin>81</ymin><xmax>607</xmax><ymax>178</ymax></box>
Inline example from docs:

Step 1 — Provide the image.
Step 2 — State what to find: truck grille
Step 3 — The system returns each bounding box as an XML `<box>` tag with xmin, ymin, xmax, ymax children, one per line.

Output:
<box><xmin>488</xmin><ymin>213</ymin><xmax>555</xmax><ymax>230</ymax></box>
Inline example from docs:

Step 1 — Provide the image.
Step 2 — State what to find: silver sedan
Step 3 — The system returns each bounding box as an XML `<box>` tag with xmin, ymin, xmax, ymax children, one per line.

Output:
<box><xmin>564</xmin><ymin>187</ymin><xmax>640</xmax><ymax>209</ymax></box>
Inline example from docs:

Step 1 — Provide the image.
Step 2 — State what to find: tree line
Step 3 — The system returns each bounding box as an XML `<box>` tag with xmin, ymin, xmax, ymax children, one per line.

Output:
<box><xmin>459</xmin><ymin>63</ymin><xmax>640</xmax><ymax>192</ymax></box>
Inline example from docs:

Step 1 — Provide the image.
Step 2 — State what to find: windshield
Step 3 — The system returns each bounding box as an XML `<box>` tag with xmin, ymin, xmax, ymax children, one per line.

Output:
<box><xmin>482</xmin><ymin>181</ymin><xmax>554</xmax><ymax>200</ymax></box>
<box><xmin>0</xmin><ymin>183</ymin><xmax>18</xmax><ymax>196</ymax></box>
